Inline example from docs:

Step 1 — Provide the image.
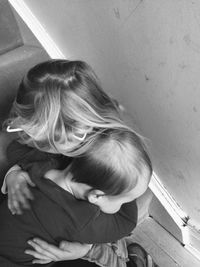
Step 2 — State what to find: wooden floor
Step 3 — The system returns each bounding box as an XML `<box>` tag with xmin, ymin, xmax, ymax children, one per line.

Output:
<box><xmin>129</xmin><ymin>217</ymin><xmax>200</xmax><ymax>267</ymax></box>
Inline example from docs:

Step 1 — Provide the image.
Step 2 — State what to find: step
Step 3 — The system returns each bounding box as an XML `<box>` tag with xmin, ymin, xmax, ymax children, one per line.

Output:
<box><xmin>0</xmin><ymin>0</ymin><xmax>23</xmax><ymax>55</ymax></box>
<box><xmin>130</xmin><ymin>217</ymin><xmax>200</xmax><ymax>267</ymax></box>
<box><xmin>0</xmin><ymin>45</ymin><xmax>49</xmax><ymax>124</ymax></box>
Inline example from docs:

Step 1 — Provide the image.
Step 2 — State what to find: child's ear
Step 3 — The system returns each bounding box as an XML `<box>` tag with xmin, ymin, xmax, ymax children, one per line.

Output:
<box><xmin>87</xmin><ymin>189</ymin><xmax>105</xmax><ymax>204</ymax></box>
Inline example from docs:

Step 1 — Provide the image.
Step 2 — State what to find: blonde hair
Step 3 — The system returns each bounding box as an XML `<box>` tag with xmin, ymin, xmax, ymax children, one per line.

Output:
<box><xmin>5</xmin><ymin>60</ymin><xmax>133</xmax><ymax>156</ymax></box>
<box><xmin>70</xmin><ymin>128</ymin><xmax>152</xmax><ymax>195</ymax></box>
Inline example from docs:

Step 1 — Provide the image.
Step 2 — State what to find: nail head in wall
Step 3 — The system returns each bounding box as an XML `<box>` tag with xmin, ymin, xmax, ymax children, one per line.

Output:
<box><xmin>145</xmin><ymin>74</ymin><xmax>150</xmax><ymax>81</ymax></box>
<box><xmin>193</xmin><ymin>106</ymin><xmax>197</xmax><ymax>113</ymax></box>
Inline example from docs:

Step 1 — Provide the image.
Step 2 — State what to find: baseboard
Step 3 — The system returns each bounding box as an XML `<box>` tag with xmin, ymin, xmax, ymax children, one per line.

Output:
<box><xmin>149</xmin><ymin>172</ymin><xmax>200</xmax><ymax>261</ymax></box>
<box><xmin>149</xmin><ymin>172</ymin><xmax>189</xmax><ymax>227</ymax></box>
<box><xmin>8</xmin><ymin>0</ymin><xmax>65</xmax><ymax>59</ymax></box>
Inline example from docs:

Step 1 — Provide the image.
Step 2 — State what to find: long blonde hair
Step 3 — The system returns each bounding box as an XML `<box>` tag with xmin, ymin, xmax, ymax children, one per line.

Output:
<box><xmin>5</xmin><ymin>60</ymin><xmax>134</xmax><ymax>156</ymax></box>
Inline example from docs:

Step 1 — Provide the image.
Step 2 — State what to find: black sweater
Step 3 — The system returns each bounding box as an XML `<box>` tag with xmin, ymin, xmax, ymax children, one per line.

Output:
<box><xmin>0</xmin><ymin>141</ymin><xmax>137</xmax><ymax>266</ymax></box>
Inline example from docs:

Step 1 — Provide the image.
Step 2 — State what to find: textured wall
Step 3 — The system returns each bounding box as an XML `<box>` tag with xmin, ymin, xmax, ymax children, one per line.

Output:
<box><xmin>25</xmin><ymin>0</ymin><xmax>200</xmax><ymax>227</ymax></box>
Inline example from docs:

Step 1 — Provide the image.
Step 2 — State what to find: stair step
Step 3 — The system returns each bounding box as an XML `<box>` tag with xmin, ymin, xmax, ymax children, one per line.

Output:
<box><xmin>0</xmin><ymin>45</ymin><xmax>49</xmax><ymax>124</ymax></box>
<box><xmin>149</xmin><ymin>195</ymin><xmax>183</xmax><ymax>242</ymax></box>
<box><xmin>0</xmin><ymin>0</ymin><xmax>23</xmax><ymax>55</ymax></box>
<box><xmin>130</xmin><ymin>217</ymin><xmax>200</xmax><ymax>267</ymax></box>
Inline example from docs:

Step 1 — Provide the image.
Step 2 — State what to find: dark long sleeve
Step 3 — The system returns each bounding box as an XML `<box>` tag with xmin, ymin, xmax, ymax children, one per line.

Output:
<box><xmin>73</xmin><ymin>200</ymin><xmax>138</xmax><ymax>244</ymax></box>
<box><xmin>5</xmin><ymin>140</ymin><xmax>138</xmax><ymax>245</ymax></box>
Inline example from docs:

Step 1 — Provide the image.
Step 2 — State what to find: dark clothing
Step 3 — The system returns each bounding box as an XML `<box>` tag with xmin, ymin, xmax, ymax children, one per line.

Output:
<box><xmin>0</xmin><ymin>141</ymin><xmax>138</xmax><ymax>266</ymax></box>
<box><xmin>53</xmin><ymin>259</ymin><xmax>136</xmax><ymax>267</ymax></box>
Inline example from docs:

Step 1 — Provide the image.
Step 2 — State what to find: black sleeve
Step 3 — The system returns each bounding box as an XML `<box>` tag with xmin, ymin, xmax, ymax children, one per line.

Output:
<box><xmin>74</xmin><ymin>200</ymin><xmax>138</xmax><ymax>244</ymax></box>
<box><xmin>6</xmin><ymin>140</ymin><xmax>71</xmax><ymax>172</ymax></box>
<box><xmin>6</xmin><ymin>140</ymin><xmax>34</xmax><ymax>166</ymax></box>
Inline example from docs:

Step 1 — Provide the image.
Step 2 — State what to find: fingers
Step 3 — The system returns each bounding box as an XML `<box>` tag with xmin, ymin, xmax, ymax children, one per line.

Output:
<box><xmin>27</xmin><ymin>239</ymin><xmax>59</xmax><ymax>260</ymax></box>
<box><xmin>25</xmin><ymin>248</ymin><xmax>52</xmax><ymax>260</ymax></box>
<box><xmin>25</xmin><ymin>249</ymin><xmax>53</xmax><ymax>264</ymax></box>
<box><xmin>26</xmin><ymin>238</ymin><xmax>91</xmax><ymax>262</ymax></box>
<box><xmin>32</xmin><ymin>259</ymin><xmax>52</xmax><ymax>264</ymax></box>
<box><xmin>8</xmin><ymin>186</ymin><xmax>29</xmax><ymax>214</ymax></box>
<box><xmin>19</xmin><ymin>179</ymin><xmax>34</xmax><ymax>201</ymax></box>
<box><xmin>22</xmin><ymin>172</ymin><xmax>35</xmax><ymax>187</ymax></box>
<box><xmin>16</xmin><ymin>186</ymin><xmax>32</xmax><ymax>208</ymax></box>
<box><xmin>25</xmin><ymin>240</ymin><xmax>57</xmax><ymax>261</ymax></box>
<box><xmin>7</xmin><ymin>174</ymin><xmax>34</xmax><ymax>214</ymax></box>
<box><xmin>17</xmin><ymin>172</ymin><xmax>34</xmax><ymax>200</ymax></box>
<box><xmin>8</xmin><ymin>198</ymin><xmax>21</xmax><ymax>215</ymax></box>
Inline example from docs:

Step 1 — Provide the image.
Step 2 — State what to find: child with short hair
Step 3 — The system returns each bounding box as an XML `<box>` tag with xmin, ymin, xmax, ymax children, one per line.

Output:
<box><xmin>0</xmin><ymin>128</ymin><xmax>152</xmax><ymax>267</ymax></box>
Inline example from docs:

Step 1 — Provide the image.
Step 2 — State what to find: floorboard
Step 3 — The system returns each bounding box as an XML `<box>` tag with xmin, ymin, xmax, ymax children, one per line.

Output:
<box><xmin>128</xmin><ymin>217</ymin><xmax>200</xmax><ymax>267</ymax></box>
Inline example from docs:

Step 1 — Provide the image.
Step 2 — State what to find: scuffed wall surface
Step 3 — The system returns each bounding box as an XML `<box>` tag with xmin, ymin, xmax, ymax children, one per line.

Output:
<box><xmin>25</xmin><ymin>0</ymin><xmax>200</xmax><ymax>227</ymax></box>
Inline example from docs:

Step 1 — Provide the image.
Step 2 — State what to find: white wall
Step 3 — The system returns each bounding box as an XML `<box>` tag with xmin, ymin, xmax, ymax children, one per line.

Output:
<box><xmin>24</xmin><ymin>0</ymin><xmax>200</xmax><ymax>227</ymax></box>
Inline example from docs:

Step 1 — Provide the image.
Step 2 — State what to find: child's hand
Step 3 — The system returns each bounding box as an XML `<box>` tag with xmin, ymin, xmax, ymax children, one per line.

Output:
<box><xmin>25</xmin><ymin>238</ymin><xmax>92</xmax><ymax>264</ymax></box>
<box><xmin>6</xmin><ymin>170</ymin><xmax>35</xmax><ymax>215</ymax></box>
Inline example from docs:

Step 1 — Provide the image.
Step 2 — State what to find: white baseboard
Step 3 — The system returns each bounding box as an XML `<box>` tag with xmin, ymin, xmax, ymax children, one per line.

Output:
<box><xmin>149</xmin><ymin>172</ymin><xmax>189</xmax><ymax>228</ymax></box>
<box><xmin>150</xmin><ymin>172</ymin><xmax>200</xmax><ymax>261</ymax></box>
<box><xmin>8</xmin><ymin>0</ymin><xmax>65</xmax><ymax>59</ymax></box>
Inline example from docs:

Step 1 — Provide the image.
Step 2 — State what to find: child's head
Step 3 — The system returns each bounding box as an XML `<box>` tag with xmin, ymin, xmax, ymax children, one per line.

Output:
<box><xmin>69</xmin><ymin>128</ymin><xmax>152</xmax><ymax>214</ymax></box>
<box><xmin>5</xmin><ymin>60</ymin><xmax>128</xmax><ymax>156</ymax></box>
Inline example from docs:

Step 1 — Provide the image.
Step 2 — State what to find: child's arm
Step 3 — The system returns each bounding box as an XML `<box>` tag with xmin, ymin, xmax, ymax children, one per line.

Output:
<box><xmin>4</xmin><ymin>140</ymin><xmax>70</xmax><ymax>214</ymax></box>
<box><xmin>4</xmin><ymin>140</ymin><xmax>47</xmax><ymax>214</ymax></box>
<box><xmin>25</xmin><ymin>238</ymin><xmax>92</xmax><ymax>265</ymax></box>
<box><xmin>75</xmin><ymin>200</ymin><xmax>138</xmax><ymax>244</ymax></box>
<box><xmin>25</xmin><ymin>238</ymin><xmax>128</xmax><ymax>267</ymax></box>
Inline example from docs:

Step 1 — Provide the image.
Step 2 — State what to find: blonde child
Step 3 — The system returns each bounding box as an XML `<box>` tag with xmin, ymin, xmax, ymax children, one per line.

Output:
<box><xmin>2</xmin><ymin>59</ymin><xmax>130</xmax><ymax>214</ymax></box>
